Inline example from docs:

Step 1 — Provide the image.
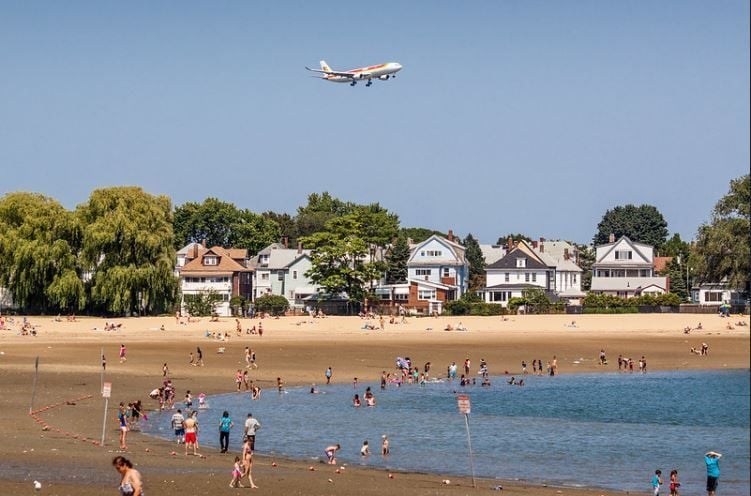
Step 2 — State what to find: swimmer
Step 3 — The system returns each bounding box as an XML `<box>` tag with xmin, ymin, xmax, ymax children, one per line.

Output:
<box><xmin>381</xmin><ymin>435</ymin><xmax>390</xmax><ymax>456</ymax></box>
<box><xmin>360</xmin><ymin>440</ymin><xmax>370</xmax><ymax>456</ymax></box>
<box><xmin>353</xmin><ymin>394</ymin><xmax>361</xmax><ymax>407</ymax></box>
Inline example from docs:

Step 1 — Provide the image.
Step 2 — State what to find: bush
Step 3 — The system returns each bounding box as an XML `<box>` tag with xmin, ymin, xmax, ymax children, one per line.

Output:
<box><xmin>230</xmin><ymin>296</ymin><xmax>247</xmax><ymax>317</ymax></box>
<box><xmin>582</xmin><ymin>306</ymin><xmax>639</xmax><ymax>314</ymax></box>
<box><xmin>444</xmin><ymin>301</ymin><xmax>507</xmax><ymax>316</ymax></box>
<box><xmin>254</xmin><ymin>294</ymin><xmax>290</xmax><ymax>316</ymax></box>
<box><xmin>183</xmin><ymin>290</ymin><xmax>222</xmax><ymax>317</ymax></box>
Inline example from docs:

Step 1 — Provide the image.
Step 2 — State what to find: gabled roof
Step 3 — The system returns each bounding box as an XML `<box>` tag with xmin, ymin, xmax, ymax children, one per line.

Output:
<box><xmin>407</xmin><ymin>235</ymin><xmax>466</xmax><ymax>266</ymax></box>
<box><xmin>595</xmin><ymin>236</ymin><xmax>653</xmax><ymax>264</ymax></box>
<box><xmin>253</xmin><ymin>244</ymin><xmax>313</xmax><ymax>270</ymax></box>
<box><xmin>480</xmin><ymin>244</ymin><xmax>505</xmax><ymax>265</ymax></box>
<box><xmin>180</xmin><ymin>247</ymin><xmax>252</xmax><ymax>274</ymax></box>
<box><xmin>486</xmin><ymin>240</ymin><xmax>549</xmax><ymax>270</ymax></box>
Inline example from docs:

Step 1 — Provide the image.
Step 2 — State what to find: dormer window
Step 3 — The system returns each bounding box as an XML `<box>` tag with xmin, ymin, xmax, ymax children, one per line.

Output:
<box><xmin>260</xmin><ymin>254</ymin><xmax>270</xmax><ymax>264</ymax></box>
<box><xmin>516</xmin><ymin>258</ymin><xmax>526</xmax><ymax>268</ymax></box>
<box><xmin>203</xmin><ymin>256</ymin><xmax>218</xmax><ymax>266</ymax></box>
<box><xmin>615</xmin><ymin>250</ymin><xmax>633</xmax><ymax>260</ymax></box>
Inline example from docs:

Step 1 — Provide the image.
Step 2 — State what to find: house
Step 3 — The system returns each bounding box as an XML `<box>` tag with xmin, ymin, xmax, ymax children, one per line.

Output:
<box><xmin>531</xmin><ymin>239</ymin><xmax>585</xmax><ymax>304</ymax></box>
<box><xmin>479</xmin><ymin>239</ymin><xmax>584</xmax><ymax>307</ymax></box>
<box><xmin>375</xmin><ymin>231</ymin><xmax>469</xmax><ymax>314</ymax></box>
<box><xmin>251</xmin><ymin>242</ymin><xmax>319</xmax><ymax>309</ymax></box>
<box><xmin>480</xmin><ymin>240</ymin><xmax>556</xmax><ymax>307</ymax></box>
<box><xmin>177</xmin><ymin>243</ymin><xmax>253</xmax><ymax>317</ymax></box>
<box><xmin>589</xmin><ymin>235</ymin><xmax>668</xmax><ymax>298</ymax></box>
<box><xmin>691</xmin><ymin>281</ymin><xmax>747</xmax><ymax>306</ymax></box>
<box><xmin>479</xmin><ymin>244</ymin><xmax>506</xmax><ymax>266</ymax></box>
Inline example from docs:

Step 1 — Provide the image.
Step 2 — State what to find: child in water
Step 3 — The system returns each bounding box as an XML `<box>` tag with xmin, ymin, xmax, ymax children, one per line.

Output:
<box><xmin>669</xmin><ymin>469</ymin><xmax>680</xmax><ymax>496</ymax></box>
<box><xmin>198</xmin><ymin>393</ymin><xmax>207</xmax><ymax>409</ymax></box>
<box><xmin>360</xmin><ymin>440</ymin><xmax>369</xmax><ymax>456</ymax></box>
<box><xmin>353</xmin><ymin>394</ymin><xmax>361</xmax><ymax>407</ymax></box>
<box><xmin>230</xmin><ymin>456</ymin><xmax>244</xmax><ymax>488</ymax></box>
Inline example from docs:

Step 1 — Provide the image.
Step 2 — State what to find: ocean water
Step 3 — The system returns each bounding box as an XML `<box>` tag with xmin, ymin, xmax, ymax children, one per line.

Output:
<box><xmin>142</xmin><ymin>370</ymin><xmax>750</xmax><ymax>493</ymax></box>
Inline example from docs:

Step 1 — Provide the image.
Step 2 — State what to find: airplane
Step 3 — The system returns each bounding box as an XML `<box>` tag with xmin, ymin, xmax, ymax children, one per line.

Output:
<box><xmin>305</xmin><ymin>60</ymin><xmax>402</xmax><ymax>87</ymax></box>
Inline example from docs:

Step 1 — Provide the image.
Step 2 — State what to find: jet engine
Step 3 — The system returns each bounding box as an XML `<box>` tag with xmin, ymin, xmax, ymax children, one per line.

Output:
<box><xmin>378</xmin><ymin>75</ymin><xmax>390</xmax><ymax>80</ymax></box>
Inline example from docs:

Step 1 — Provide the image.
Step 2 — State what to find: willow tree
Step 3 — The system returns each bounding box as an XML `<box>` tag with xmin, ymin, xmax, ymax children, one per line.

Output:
<box><xmin>0</xmin><ymin>192</ymin><xmax>85</xmax><ymax>312</ymax></box>
<box><xmin>77</xmin><ymin>187</ymin><xmax>178</xmax><ymax>315</ymax></box>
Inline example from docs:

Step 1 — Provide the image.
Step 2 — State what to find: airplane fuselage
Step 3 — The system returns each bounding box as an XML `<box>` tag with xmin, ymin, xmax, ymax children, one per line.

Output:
<box><xmin>324</xmin><ymin>62</ymin><xmax>402</xmax><ymax>83</ymax></box>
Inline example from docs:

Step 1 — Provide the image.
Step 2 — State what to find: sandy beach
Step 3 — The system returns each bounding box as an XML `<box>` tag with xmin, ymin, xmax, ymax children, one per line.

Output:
<box><xmin>1</xmin><ymin>313</ymin><xmax>748</xmax><ymax>495</ymax></box>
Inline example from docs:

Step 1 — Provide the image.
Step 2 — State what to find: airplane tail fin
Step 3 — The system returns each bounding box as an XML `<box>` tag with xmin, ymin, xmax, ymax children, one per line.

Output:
<box><xmin>320</xmin><ymin>60</ymin><xmax>332</xmax><ymax>72</ymax></box>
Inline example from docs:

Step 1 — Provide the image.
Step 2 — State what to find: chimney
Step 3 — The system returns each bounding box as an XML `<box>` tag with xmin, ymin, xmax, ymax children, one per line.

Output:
<box><xmin>539</xmin><ymin>237</ymin><xmax>545</xmax><ymax>243</ymax></box>
<box><xmin>193</xmin><ymin>243</ymin><xmax>198</xmax><ymax>259</ymax></box>
<box><xmin>609</xmin><ymin>233</ymin><xmax>615</xmax><ymax>243</ymax></box>
<box><xmin>564</xmin><ymin>248</ymin><xmax>569</xmax><ymax>260</ymax></box>
<box><xmin>447</xmin><ymin>229</ymin><xmax>454</xmax><ymax>242</ymax></box>
<box><xmin>297</xmin><ymin>241</ymin><xmax>303</xmax><ymax>254</ymax></box>
<box><xmin>507</xmin><ymin>236</ymin><xmax>513</xmax><ymax>251</ymax></box>
<box><xmin>282</xmin><ymin>236</ymin><xmax>289</xmax><ymax>248</ymax></box>
<box><xmin>201</xmin><ymin>238</ymin><xmax>206</xmax><ymax>248</ymax></box>
<box><xmin>531</xmin><ymin>241</ymin><xmax>538</xmax><ymax>249</ymax></box>
<box><xmin>539</xmin><ymin>242</ymin><xmax>544</xmax><ymax>253</ymax></box>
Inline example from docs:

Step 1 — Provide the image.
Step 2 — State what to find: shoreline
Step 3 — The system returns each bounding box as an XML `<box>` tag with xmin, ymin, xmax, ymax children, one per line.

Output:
<box><xmin>1</xmin><ymin>314</ymin><xmax>748</xmax><ymax>495</ymax></box>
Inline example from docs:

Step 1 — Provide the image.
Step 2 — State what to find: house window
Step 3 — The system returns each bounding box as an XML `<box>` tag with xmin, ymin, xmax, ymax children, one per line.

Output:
<box><xmin>442</xmin><ymin>268</ymin><xmax>450</xmax><ymax>277</ymax></box>
<box><xmin>704</xmin><ymin>291</ymin><xmax>723</xmax><ymax>302</ymax></box>
<box><xmin>260</xmin><ymin>254</ymin><xmax>269</xmax><ymax>264</ymax></box>
<box><xmin>293</xmin><ymin>270</ymin><xmax>298</xmax><ymax>280</ymax></box>
<box><xmin>380</xmin><ymin>293</ymin><xmax>390</xmax><ymax>300</ymax></box>
<box><xmin>394</xmin><ymin>293</ymin><xmax>408</xmax><ymax>301</ymax></box>
<box><xmin>504</xmin><ymin>273</ymin><xmax>509</xmax><ymax>282</ymax></box>
<box><xmin>426</xmin><ymin>250</ymin><xmax>442</xmax><ymax>257</ymax></box>
<box><xmin>532</xmin><ymin>273</ymin><xmax>537</xmax><ymax>282</ymax></box>
<box><xmin>572</xmin><ymin>274</ymin><xmax>577</xmax><ymax>284</ymax></box>
<box><xmin>420</xmin><ymin>251</ymin><xmax>425</xmax><ymax>256</ymax></box>
<box><xmin>203</xmin><ymin>256</ymin><xmax>218</xmax><ymax>266</ymax></box>
<box><xmin>277</xmin><ymin>271</ymin><xmax>284</xmax><ymax>281</ymax></box>
<box><xmin>525</xmin><ymin>273</ymin><xmax>530</xmax><ymax>282</ymax></box>
<box><xmin>516</xmin><ymin>258</ymin><xmax>526</xmax><ymax>268</ymax></box>
<box><xmin>615</xmin><ymin>250</ymin><xmax>633</xmax><ymax>260</ymax></box>
<box><xmin>418</xmin><ymin>289</ymin><xmax>436</xmax><ymax>300</ymax></box>
<box><xmin>261</xmin><ymin>273</ymin><xmax>269</xmax><ymax>281</ymax></box>
<box><xmin>416</xmin><ymin>269</ymin><xmax>432</xmax><ymax>276</ymax></box>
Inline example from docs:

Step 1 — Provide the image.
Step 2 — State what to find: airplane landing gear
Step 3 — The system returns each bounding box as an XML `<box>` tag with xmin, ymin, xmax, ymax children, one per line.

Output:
<box><xmin>350</xmin><ymin>81</ymin><xmax>357</xmax><ymax>87</ymax></box>
<box><xmin>365</xmin><ymin>80</ymin><xmax>372</xmax><ymax>87</ymax></box>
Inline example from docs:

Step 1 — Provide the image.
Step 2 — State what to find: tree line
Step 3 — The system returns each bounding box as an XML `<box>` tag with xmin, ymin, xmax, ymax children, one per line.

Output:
<box><xmin>0</xmin><ymin>175</ymin><xmax>747</xmax><ymax>315</ymax></box>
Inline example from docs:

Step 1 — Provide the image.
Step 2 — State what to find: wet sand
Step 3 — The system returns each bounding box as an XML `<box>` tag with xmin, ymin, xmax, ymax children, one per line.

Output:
<box><xmin>1</xmin><ymin>313</ymin><xmax>748</xmax><ymax>495</ymax></box>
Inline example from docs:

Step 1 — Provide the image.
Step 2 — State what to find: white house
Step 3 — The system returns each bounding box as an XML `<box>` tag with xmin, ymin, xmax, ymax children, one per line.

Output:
<box><xmin>480</xmin><ymin>240</ymin><xmax>555</xmax><ymax>307</ymax></box>
<box><xmin>251</xmin><ymin>243</ymin><xmax>319</xmax><ymax>309</ymax></box>
<box><xmin>177</xmin><ymin>244</ymin><xmax>254</xmax><ymax>317</ymax></box>
<box><xmin>590</xmin><ymin>235</ymin><xmax>668</xmax><ymax>298</ymax></box>
<box><xmin>375</xmin><ymin>232</ymin><xmax>469</xmax><ymax>314</ymax></box>
<box><xmin>480</xmin><ymin>239</ymin><xmax>585</xmax><ymax>306</ymax></box>
<box><xmin>691</xmin><ymin>281</ymin><xmax>747</xmax><ymax>306</ymax></box>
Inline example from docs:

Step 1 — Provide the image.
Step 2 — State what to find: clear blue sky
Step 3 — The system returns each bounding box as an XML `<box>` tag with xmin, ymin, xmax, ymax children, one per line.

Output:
<box><xmin>1</xmin><ymin>1</ymin><xmax>748</xmax><ymax>245</ymax></box>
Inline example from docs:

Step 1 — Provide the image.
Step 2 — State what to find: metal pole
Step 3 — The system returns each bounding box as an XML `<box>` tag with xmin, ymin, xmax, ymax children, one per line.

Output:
<box><xmin>100</xmin><ymin>347</ymin><xmax>104</xmax><ymax>392</ymax></box>
<box><xmin>29</xmin><ymin>356</ymin><xmax>39</xmax><ymax>414</ymax></box>
<box><xmin>101</xmin><ymin>397</ymin><xmax>109</xmax><ymax>446</ymax></box>
<box><xmin>464</xmin><ymin>413</ymin><xmax>477</xmax><ymax>488</ymax></box>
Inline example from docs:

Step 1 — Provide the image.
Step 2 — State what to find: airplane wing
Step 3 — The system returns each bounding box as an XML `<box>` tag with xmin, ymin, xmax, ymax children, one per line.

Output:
<box><xmin>305</xmin><ymin>66</ymin><xmax>363</xmax><ymax>78</ymax></box>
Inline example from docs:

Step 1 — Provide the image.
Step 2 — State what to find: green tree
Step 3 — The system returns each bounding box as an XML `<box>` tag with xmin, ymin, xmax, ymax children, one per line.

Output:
<box><xmin>496</xmin><ymin>233</ymin><xmax>532</xmax><ymax>245</ymax></box>
<box><xmin>691</xmin><ymin>174</ymin><xmax>750</xmax><ymax>292</ymax></box>
<box><xmin>174</xmin><ymin>198</ymin><xmax>280</xmax><ymax>254</ymax></box>
<box><xmin>295</xmin><ymin>192</ymin><xmax>354</xmax><ymax>238</ymax></box>
<box><xmin>593</xmin><ymin>204</ymin><xmax>669</xmax><ymax>248</ymax></box>
<box><xmin>523</xmin><ymin>287</ymin><xmax>551</xmax><ymax>313</ymax></box>
<box><xmin>254</xmin><ymin>294</ymin><xmax>290</xmax><ymax>316</ymax></box>
<box><xmin>262</xmin><ymin>211</ymin><xmax>298</xmax><ymax>244</ymax></box>
<box><xmin>659</xmin><ymin>233</ymin><xmax>690</xmax><ymax>260</ymax></box>
<box><xmin>464</xmin><ymin>233</ymin><xmax>486</xmax><ymax>290</ymax></box>
<box><xmin>0</xmin><ymin>193</ymin><xmax>85</xmax><ymax>312</ymax></box>
<box><xmin>399</xmin><ymin>227</ymin><xmax>446</xmax><ymax>243</ymax></box>
<box><xmin>302</xmin><ymin>212</ymin><xmax>388</xmax><ymax>303</ymax></box>
<box><xmin>78</xmin><ymin>187</ymin><xmax>178</xmax><ymax>316</ymax></box>
<box><xmin>385</xmin><ymin>235</ymin><xmax>410</xmax><ymax>284</ymax></box>
<box><xmin>575</xmin><ymin>244</ymin><xmax>596</xmax><ymax>291</ymax></box>
<box><xmin>660</xmin><ymin>258</ymin><xmax>688</xmax><ymax>301</ymax></box>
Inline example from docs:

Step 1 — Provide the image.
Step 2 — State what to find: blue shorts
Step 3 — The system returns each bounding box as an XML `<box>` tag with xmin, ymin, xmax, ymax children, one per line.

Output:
<box><xmin>175</xmin><ymin>428</ymin><xmax>185</xmax><ymax>436</ymax></box>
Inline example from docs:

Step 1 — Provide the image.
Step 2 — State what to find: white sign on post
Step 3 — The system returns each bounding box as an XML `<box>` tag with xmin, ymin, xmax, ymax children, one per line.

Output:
<box><xmin>457</xmin><ymin>394</ymin><xmax>471</xmax><ymax>415</ymax></box>
<box><xmin>102</xmin><ymin>382</ymin><xmax>112</xmax><ymax>398</ymax></box>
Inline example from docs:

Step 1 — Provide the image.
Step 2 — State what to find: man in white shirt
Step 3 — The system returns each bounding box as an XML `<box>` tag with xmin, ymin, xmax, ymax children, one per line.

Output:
<box><xmin>243</xmin><ymin>413</ymin><xmax>261</xmax><ymax>451</ymax></box>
